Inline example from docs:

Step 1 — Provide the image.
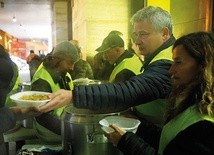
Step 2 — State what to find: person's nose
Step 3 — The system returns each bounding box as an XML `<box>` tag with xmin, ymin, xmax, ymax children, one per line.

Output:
<box><xmin>134</xmin><ymin>35</ymin><xmax>141</xmax><ymax>46</ymax></box>
<box><xmin>169</xmin><ymin>64</ymin><xmax>175</xmax><ymax>76</ymax></box>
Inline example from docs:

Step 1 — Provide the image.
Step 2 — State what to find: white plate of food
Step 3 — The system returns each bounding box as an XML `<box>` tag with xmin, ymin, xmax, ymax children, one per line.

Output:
<box><xmin>10</xmin><ymin>91</ymin><xmax>51</xmax><ymax>107</ymax></box>
<box><xmin>99</xmin><ymin>116</ymin><xmax>141</xmax><ymax>133</ymax></box>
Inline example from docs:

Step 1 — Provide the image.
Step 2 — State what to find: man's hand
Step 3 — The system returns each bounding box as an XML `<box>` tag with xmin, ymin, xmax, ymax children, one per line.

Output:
<box><xmin>38</xmin><ymin>89</ymin><xmax>72</xmax><ymax>113</ymax></box>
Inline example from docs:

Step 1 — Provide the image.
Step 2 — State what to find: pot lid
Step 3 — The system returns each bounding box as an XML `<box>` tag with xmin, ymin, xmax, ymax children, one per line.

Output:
<box><xmin>64</xmin><ymin>105</ymin><xmax>129</xmax><ymax>115</ymax></box>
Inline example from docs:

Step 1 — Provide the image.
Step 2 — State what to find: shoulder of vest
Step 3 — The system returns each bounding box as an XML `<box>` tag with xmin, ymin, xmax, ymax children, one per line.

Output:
<box><xmin>151</xmin><ymin>46</ymin><xmax>173</xmax><ymax>63</ymax></box>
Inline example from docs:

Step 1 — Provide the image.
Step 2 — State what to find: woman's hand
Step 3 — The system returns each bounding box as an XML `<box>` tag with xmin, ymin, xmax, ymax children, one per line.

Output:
<box><xmin>104</xmin><ymin>124</ymin><xmax>126</xmax><ymax>147</ymax></box>
<box><xmin>38</xmin><ymin>89</ymin><xmax>72</xmax><ymax>113</ymax></box>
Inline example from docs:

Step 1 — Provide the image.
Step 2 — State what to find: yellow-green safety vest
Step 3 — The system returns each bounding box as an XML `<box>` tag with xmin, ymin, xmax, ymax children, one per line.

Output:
<box><xmin>158</xmin><ymin>105</ymin><xmax>214</xmax><ymax>154</ymax></box>
<box><xmin>31</xmin><ymin>63</ymin><xmax>73</xmax><ymax>143</ymax></box>
<box><xmin>109</xmin><ymin>54</ymin><xmax>142</xmax><ymax>83</ymax></box>
<box><xmin>134</xmin><ymin>46</ymin><xmax>173</xmax><ymax>126</ymax></box>
<box><xmin>32</xmin><ymin>63</ymin><xmax>74</xmax><ymax>117</ymax></box>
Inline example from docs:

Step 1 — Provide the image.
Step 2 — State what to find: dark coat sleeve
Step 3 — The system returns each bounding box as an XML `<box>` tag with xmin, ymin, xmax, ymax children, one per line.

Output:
<box><xmin>73</xmin><ymin>60</ymin><xmax>172</xmax><ymax>110</ymax></box>
<box><xmin>0</xmin><ymin>107</ymin><xmax>16</xmax><ymax>132</ymax></box>
<box><xmin>117</xmin><ymin>132</ymin><xmax>156</xmax><ymax>155</ymax></box>
<box><xmin>0</xmin><ymin>58</ymin><xmax>14</xmax><ymax>107</ymax></box>
<box><xmin>163</xmin><ymin>121</ymin><xmax>214</xmax><ymax>155</ymax></box>
<box><xmin>136</xmin><ymin>118</ymin><xmax>162</xmax><ymax>149</ymax></box>
<box><xmin>116</xmin><ymin>119</ymin><xmax>161</xmax><ymax>155</ymax></box>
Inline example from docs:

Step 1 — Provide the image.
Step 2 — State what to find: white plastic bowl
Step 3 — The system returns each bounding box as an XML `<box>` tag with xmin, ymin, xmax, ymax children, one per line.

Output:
<box><xmin>10</xmin><ymin>91</ymin><xmax>51</xmax><ymax>107</ymax></box>
<box><xmin>99</xmin><ymin>116</ymin><xmax>140</xmax><ymax>133</ymax></box>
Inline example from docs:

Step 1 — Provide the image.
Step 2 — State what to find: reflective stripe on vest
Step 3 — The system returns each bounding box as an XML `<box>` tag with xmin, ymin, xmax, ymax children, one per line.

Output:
<box><xmin>109</xmin><ymin>54</ymin><xmax>142</xmax><ymax>83</ymax></box>
<box><xmin>158</xmin><ymin>105</ymin><xmax>214</xmax><ymax>155</ymax></box>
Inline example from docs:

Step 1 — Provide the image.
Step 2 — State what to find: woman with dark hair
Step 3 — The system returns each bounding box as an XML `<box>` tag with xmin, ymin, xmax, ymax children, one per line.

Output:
<box><xmin>105</xmin><ymin>32</ymin><xmax>214</xmax><ymax>155</ymax></box>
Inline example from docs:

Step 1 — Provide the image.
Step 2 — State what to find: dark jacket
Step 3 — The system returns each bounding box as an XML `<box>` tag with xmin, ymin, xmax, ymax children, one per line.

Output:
<box><xmin>0</xmin><ymin>47</ymin><xmax>14</xmax><ymax>107</ymax></box>
<box><xmin>69</xmin><ymin>59</ymin><xmax>94</xmax><ymax>80</ymax></box>
<box><xmin>31</xmin><ymin>60</ymin><xmax>72</xmax><ymax>135</ymax></box>
<box><xmin>73</xmin><ymin>58</ymin><xmax>172</xmax><ymax>110</ymax></box>
<box><xmin>75</xmin><ymin>59</ymin><xmax>171</xmax><ymax>109</ymax></box>
<box><xmin>93</xmin><ymin>52</ymin><xmax>114</xmax><ymax>81</ymax></box>
<box><xmin>110</xmin><ymin>50</ymin><xmax>143</xmax><ymax>83</ymax></box>
<box><xmin>0</xmin><ymin>45</ymin><xmax>16</xmax><ymax>154</ymax></box>
<box><xmin>73</xmin><ymin>36</ymin><xmax>175</xmax><ymax>110</ymax></box>
<box><xmin>117</xmin><ymin>116</ymin><xmax>214</xmax><ymax>155</ymax></box>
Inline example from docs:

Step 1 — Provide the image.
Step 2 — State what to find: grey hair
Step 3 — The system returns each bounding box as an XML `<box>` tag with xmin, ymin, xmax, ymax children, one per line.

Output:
<box><xmin>130</xmin><ymin>6</ymin><xmax>173</xmax><ymax>35</ymax></box>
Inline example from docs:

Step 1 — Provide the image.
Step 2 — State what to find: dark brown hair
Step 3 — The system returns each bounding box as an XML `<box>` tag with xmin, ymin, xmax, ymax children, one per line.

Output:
<box><xmin>165</xmin><ymin>32</ymin><xmax>214</xmax><ymax>123</ymax></box>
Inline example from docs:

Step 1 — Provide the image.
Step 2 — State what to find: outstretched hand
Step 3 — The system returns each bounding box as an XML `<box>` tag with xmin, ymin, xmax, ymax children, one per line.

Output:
<box><xmin>104</xmin><ymin>124</ymin><xmax>126</xmax><ymax>147</ymax></box>
<box><xmin>38</xmin><ymin>89</ymin><xmax>72</xmax><ymax>113</ymax></box>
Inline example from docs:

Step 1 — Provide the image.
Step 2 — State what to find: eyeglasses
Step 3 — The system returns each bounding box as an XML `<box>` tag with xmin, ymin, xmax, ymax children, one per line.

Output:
<box><xmin>131</xmin><ymin>31</ymin><xmax>150</xmax><ymax>41</ymax></box>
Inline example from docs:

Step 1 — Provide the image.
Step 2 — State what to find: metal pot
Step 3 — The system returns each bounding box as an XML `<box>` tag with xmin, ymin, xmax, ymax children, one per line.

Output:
<box><xmin>62</xmin><ymin>105</ymin><xmax>130</xmax><ymax>155</ymax></box>
<box><xmin>18</xmin><ymin>82</ymin><xmax>33</xmax><ymax>128</ymax></box>
<box><xmin>18</xmin><ymin>82</ymin><xmax>31</xmax><ymax>92</ymax></box>
<box><xmin>21</xmin><ymin>118</ymin><xmax>33</xmax><ymax>128</ymax></box>
<box><xmin>73</xmin><ymin>79</ymin><xmax>102</xmax><ymax>86</ymax></box>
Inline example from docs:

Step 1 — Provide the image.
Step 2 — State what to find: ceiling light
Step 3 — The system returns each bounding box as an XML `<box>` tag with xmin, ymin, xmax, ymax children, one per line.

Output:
<box><xmin>12</xmin><ymin>16</ymin><xmax>16</xmax><ymax>22</ymax></box>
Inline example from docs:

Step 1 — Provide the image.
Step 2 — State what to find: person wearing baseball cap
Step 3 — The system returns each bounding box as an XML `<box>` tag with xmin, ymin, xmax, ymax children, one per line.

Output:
<box><xmin>96</xmin><ymin>32</ymin><xmax>142</xmax><ymax>83</ymax></box>
<box><xmin>31</xmin><ymin>41</ymin><xmax>79</xmax><ymax>144</ymax></box>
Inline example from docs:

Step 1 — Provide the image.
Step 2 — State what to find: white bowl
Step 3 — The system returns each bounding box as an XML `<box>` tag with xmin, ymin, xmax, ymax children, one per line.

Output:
<box><xmin>10</xmin><ymin>91</ymin><xmax>51</xmax><ymax>107</ymax></box>
<box><xmin>99</xmin><ymin>116</ymin><xmax>140</xmax><ymax>133</ymax></box>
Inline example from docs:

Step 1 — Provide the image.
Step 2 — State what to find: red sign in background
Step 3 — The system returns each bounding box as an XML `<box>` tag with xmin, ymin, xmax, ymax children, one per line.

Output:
<box><xmin>11</xmin><ymin>38</ymin><xmax>27</xmax><ymax>59</ymax></box>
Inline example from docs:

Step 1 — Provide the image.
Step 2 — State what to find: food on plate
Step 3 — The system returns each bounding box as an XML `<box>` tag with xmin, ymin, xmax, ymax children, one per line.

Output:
<box><xmin>10</xmin><ymin>91</ymin><xmax>51</xmax><ymax>107</ymax></box>
<box><xmin>19</xmin><ymin>94</ymin><xmax>49</xmax><ymax>101</ymax></box>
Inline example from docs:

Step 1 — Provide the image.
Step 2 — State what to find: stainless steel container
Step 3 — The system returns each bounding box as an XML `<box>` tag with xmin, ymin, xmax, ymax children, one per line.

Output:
<box><xmin>21</xmin><ymin>118</ymin><xmax>33</xmax><ymax>128</ymax></box>
<box><xmin>73</xmin><ymin>79</ymin><xmax>102</xmax><ymax>86</ymax></box>
<box><xmin>18</xmin><ymin>82</ymin><xmax>33</xmax><ymax>128</ymax></box>
<box><xmin>18</xmin><ymin>82</ymin><xmax>31</xmax><ymax>92</ymax></box>
<box><xmin>62</xmin><ymin>105</ymin><xmax>130</xmax><ymax>155</ymax></box>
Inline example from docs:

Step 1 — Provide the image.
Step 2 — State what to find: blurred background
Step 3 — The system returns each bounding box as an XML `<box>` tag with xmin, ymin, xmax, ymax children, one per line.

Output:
<box><xmin>0</xmin><ymin>0</ymin><xmax>213</xmax><ymax>82</ymax></box>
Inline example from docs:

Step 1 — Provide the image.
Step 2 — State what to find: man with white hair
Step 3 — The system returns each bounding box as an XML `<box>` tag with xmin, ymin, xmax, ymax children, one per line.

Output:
<box><xmin>40</xmin><ymin>6</ymin><xmax>175</xmax><ymax>127</ymax></box>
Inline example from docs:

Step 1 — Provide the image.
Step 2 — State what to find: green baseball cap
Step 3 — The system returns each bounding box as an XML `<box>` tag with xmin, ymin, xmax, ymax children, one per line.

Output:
<box><xmin>96</xmin><ymin>34</ymin><xmax>124</xmax><ymax>52</ymax></box>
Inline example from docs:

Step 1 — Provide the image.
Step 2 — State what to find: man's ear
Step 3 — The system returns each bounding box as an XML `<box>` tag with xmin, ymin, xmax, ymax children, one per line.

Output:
<box><xmin>162</xmin><ymin>27</ymin><xmax>170</xmax><ymax>41</ymax></box>
<box><xmin>116</xmin><ymin>47</ymin><xmax>124</xmax><ymax>53</ymax></box>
